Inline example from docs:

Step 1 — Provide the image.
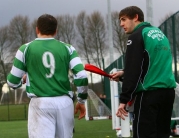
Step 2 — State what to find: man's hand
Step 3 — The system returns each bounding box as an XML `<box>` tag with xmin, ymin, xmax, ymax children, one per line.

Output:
<box><xmin>110</xmin><ymin>70</ymin><xmax>124</xmax><ymax>82</ymax></box>
<box><xmin>116</xmin><ymin>103</ymin><xmax>128</xmax><ymax>120</ymax></box>
<box><xmin>22</xmin><ymin>74</ymin><xmax>27</xmax><ymax>84</ymax></box>
<box><xmin>74</xmin><ymin>102</ymin><xmax>86</xmax><ymax>120</ymax></box>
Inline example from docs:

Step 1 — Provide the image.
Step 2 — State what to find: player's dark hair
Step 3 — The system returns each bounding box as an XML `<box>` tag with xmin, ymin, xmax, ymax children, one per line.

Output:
<box><xmin>119</xmin><ymin>6</ymin><xmax>144</xmax><ymax>22</ymax></box>
<box><xmin>37</xmin><ymin>14</ymin><xmax>57</xmax><ymax>35</ymax></box>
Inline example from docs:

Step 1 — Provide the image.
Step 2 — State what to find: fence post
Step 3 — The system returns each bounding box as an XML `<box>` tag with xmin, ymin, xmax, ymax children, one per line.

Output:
<box><xmin>24</xmin><ymin>104</ymin><xmax>27</xmax><ymax>119</ymax></box>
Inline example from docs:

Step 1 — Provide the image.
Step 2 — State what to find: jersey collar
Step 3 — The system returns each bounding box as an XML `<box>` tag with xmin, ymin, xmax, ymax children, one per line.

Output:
<box><xmin>35</xmin><ymin>38</ymin><xmax>55</xmax><ymax>40</ymax></box>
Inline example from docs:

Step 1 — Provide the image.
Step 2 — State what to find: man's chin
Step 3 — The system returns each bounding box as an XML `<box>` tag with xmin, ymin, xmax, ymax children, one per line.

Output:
<box><xmin>125</xmin><ymin>31</ymin><xmax>132</xmax><ymax>34</ymax></box>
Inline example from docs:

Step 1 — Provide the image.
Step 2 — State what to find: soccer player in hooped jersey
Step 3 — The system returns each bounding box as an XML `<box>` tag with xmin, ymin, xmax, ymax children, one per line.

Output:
<box><xmin>7</xmin><ymin>14</ymin><xmax>88</xmax><ymax>138</ymax></box>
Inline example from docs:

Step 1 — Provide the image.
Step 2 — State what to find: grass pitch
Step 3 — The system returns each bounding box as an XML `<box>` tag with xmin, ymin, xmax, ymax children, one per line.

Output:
<box><xmin>0</xmin><ymin>118</ymin><xmax>118</xmax><ymax>138</ymax></box>
<box><xmin>0</xmin><ymin>105</ymin><xmax>177</xmax><ymax>138</ymax></box>
<box><xmin>0</xmin><ymin>104</ymin><xmax>119</xmax><ymax>137</ymax></box>
<box><xmin>1</xmin><ymin>118</ymin><xmax>178</xmax><ymax>138</ymax></box>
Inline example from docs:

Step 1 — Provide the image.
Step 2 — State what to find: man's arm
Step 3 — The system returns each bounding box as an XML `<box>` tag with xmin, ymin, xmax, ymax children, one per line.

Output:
<box><xmin>68</xmin><ymin>45</ymin><xmax>88</xmax><ymax>103</ymax></box>
<box><xmin>67</xmin><ymin>45</ymin><xmax>88</xmax><ymax>119</ymax></box>
<box><xmin>120</xmin><ymin>32</ymin><xmax>144</xmax><ymax>104</ymax></box>
<box><xmin>7</xmin><ymin>45</ymin><xmax>27</xmax><ymax>88</ymax></box>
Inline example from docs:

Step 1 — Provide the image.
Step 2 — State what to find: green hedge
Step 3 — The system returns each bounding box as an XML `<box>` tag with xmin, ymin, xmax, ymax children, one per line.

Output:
<box><xmin>0</xmin><ymin>104</ymin><xmax>28</xmax><ymax>121</ymax></box>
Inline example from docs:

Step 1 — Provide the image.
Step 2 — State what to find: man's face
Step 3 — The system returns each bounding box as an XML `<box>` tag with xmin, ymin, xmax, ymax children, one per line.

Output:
<box><xmin>119</xmin><ymin>15</ymin><xmax>136</xmax><ymax>34</ymax></box>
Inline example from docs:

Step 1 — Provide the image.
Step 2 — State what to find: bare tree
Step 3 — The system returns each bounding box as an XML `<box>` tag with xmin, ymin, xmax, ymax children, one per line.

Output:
<box><xmin>0</xmin><ymin>26</ymin><xmax>10</xmax><ymax>83</ymax></box>
<box><xmin>0</xmin><ymin>26</ymin><xmax>9</xmax><ymax>61</ymax></box>
<box><xmin>82</xmin><ymin>11</ymin><xmax>107</xmax><ymax>90</ymax></box>
<box><xmin>76</xmin><ymin>11</ymin><xmax>95</xmax><ymax>89</ymax></box>
<box><xmin>8</xmin><ymin>15</ymin><xmax>31</xmax><ymax>55</ymax></box>
<box><xmin>0</xmin><ymin>25</ymin><xmax>14</xmax><ymax>101</ymax></box>
<box><xmin>111</xmin><ymin>11</ymin><xmax>128</xmax><ymax>56</ymax></box>
<box><xmin>76</xmin><ymin>11</ymin><xmax>91</xmax><ymax>63</ymax></box>
<box><xmin>56</xmin><ymin>14</ymin><xmax>76</xmax><ymax>44</ymax></box>
<box><xmin>29</xmin><ymin>18</ymin><xmax>37</xmax><ymax>40</ymax></box>
<box><xmin>55</xmin><ymin>15</ymin><xmax>63</xmax><ymax>40</ymax></box>
<box><xmin>2</xmin><ymin>15</ymin><xmax>31</xmax><ymax>102</ymax></box>
<box><xmin>87</xmin><ymin>11</ymin><xmax>107</xmax><ymax>69</ymax></box>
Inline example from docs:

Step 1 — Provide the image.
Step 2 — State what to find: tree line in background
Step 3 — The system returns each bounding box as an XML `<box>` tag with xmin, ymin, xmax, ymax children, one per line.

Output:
<box><xmin>0</xmin><ymin>11</ymin><xmax>128</xmax><ymax>100</ymax></box>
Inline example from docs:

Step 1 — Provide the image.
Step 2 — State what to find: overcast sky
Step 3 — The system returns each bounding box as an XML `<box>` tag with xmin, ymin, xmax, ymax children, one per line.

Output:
<box><xmin>0</xmin><ymin>0</ymin><xmax>179</xmax><ymax>27</ymax></box>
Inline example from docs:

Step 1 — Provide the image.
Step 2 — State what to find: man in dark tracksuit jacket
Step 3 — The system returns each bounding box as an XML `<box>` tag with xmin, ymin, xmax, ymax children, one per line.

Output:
<box><xmin>111</xmin><ymin>6</ymin><xmax>176</xmax><ymax>138</ymax></box>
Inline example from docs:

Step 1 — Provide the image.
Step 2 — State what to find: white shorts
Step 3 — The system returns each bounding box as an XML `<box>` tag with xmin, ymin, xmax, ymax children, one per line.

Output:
<box><xmin>28</xmin><ymin>95</ymin><xmax>74</xmax><ymax>138</ymax></box>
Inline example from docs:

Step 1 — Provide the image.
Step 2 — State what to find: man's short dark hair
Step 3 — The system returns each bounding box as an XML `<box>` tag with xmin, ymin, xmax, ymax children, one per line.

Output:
<box><xmin>119</xmin><ymin>6</ymin><xmax>144</xmax><ymax>22</ymax></box>
<box><xmin>37</xmin><ymin>14</ymin><xmax>57</xmax><ymax>35</ymax></box>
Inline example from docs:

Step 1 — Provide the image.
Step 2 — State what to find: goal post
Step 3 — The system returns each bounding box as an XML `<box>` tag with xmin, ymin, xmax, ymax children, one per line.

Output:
<box><xmin>85</xmin><ymin>89</ymin><xmax>112</xmax><ymax>120</ymax></box>
<box><xmin>110</xmin><ymin>68</ymin><xmax>130</xmax><ymax>137</ymax></box>
<box><xmin>172</xmin><ymin>82</ymin><xmax>179</xmax><ymax>122</ymax></box>
<box><xmin>110</xmin><ymin>68</ymin><xmax>120</xmax><ymax>130</ymax></box>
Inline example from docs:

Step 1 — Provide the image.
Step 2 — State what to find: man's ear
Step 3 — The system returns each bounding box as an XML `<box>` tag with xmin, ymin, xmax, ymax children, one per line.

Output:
<box><xmin>36</xmin><ymin>27</ymin><xmax>39</xmax><ymax>35</ymax></box>
<box><xmin>134</xmin><ymin>14</ymin><xmax>139</xmax><ymax>22</ymax></box>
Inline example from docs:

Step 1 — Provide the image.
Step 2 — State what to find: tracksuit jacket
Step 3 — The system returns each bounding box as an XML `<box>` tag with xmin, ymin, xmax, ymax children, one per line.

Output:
<box><xmin>120</xmin><ymin>22</ymin><xmax>176</xmax><ymax>104</ymax></box>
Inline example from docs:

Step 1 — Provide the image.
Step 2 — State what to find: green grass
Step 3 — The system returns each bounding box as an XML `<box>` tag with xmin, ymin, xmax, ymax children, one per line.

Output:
<box><xmin>0</xmin><ymin>105</ymin><xmax>178</xmax><ymax>138</ymax></box>
<box><xmin>0</xmin><ymin>104</ymin><xmax>119</xmax><ymax>137</ymax></box>
<box><xmin>0</xmin><ymin>118</ymin><xmax>118</xmax><ymax>138</ymax></box>
<box><xmin>0</xmin><ymin>120</ymin><xmax>28</xmax><ymax>138</ymax></box>
<box><xmin>1</xmin><ymin>118</ymin><xmax>179</xmax><ymax>138</ymax></box>
<box><xmin>74</xmin><ymin>118</ymin><xmax>117</xmax><ymax>138</ymax></box>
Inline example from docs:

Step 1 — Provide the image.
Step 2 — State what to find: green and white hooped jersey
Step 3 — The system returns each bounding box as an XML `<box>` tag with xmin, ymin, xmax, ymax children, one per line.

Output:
<box><xmin>7</xmin><ymin>38</ymin><xmax>88</xmax><ymax>101</ymax></box>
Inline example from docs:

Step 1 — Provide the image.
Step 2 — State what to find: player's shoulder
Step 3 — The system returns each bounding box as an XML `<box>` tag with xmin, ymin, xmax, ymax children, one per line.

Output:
<box><xmin>18</xmin><ymin>41</ymin><xmax>33</xmax><ymax>52</ymax></box>
<box><xmin>59</xmin><ymin>41</ymin><xmax>76</xmax><ymax>54</ymax></box>
<box><xmin>59</xmin><ymin>41</ymin><xmax>72</xmax><ymax>47</ymax></box>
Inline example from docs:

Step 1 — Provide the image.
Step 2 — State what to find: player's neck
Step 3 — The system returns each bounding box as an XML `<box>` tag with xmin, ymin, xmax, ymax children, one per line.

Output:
<box><xmin>37</xmin><ymin>34</ymin><xmax>54</xmax><ymax>38</ymax></box>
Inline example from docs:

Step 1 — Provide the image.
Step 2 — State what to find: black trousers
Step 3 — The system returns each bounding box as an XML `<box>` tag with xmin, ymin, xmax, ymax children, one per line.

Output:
<box><xmin>133</xmin><ymin>88</ymin><xmax>175</xmax><ymax>138</ymax></box>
